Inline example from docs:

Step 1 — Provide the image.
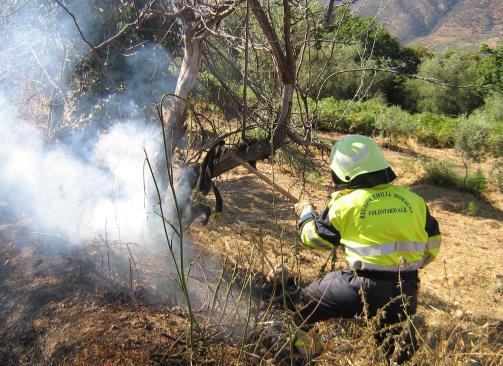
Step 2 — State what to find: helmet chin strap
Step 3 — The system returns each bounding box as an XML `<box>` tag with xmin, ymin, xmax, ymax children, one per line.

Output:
<box><xmin>331</xmin><ymin>168</ymin><xmax>398</xmax><ymax>191</ymax></box>
<box><xmin>331</xmin><ymin>171</ymin><xmax>350</xmax><ymax>191</ymax></box>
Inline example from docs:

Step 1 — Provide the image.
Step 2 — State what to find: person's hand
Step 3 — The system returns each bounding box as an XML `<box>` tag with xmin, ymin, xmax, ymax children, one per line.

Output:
<box><xmin>294</xmin><ymin>199</ymin><xmax>314</xmax><ymax>217</ymax></box>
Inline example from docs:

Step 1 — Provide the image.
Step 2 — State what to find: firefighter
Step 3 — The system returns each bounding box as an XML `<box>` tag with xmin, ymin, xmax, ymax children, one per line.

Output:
<box><xmin>293</xmin><ymin>134</ymin><xmax>441</xmax><ymax>363</ymax></box>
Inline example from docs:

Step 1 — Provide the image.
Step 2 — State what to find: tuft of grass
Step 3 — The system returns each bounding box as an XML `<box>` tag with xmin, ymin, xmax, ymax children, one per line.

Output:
<box><xmin>488</xmin><ymin>281</ymin><xmax>503</xmax><ymax>295</ymax></box>
<box><xmin>466</xmin><ymin>201</ymin><xmax>478</xmax><ymax>216</ymax></box>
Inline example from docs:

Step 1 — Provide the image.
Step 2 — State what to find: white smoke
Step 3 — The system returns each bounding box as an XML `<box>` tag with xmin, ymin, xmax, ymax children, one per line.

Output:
<box><xmin>0</xmin><ymin>91</ymin><xmax>185</xmax><ymax>244</ymax></box>
<box><xmin>0</xmin><ymin>1</ymin><xmax>223</xmax><ymax>313</ymax></box>
<box><xmin>0</xmin><ymin>1</ymin><xmax>188</xmax><ymax>246</ymax></box>
<box><xmin>0</xmin><ymin>1</ymin><xmax>253</xmax><ymax>327</ymax></box>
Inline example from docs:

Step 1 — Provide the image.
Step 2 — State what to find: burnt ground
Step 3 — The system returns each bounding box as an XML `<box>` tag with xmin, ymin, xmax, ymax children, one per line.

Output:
<box><xmin>0</xmin><ymin>220</ymin><xmax>245</xmax><ymax>365</ymax></box>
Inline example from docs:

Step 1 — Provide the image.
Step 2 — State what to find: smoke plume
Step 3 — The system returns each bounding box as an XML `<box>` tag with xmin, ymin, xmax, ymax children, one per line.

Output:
<box><xmin>0</xmin><ymin>1</ymin><xmax>207</xmax><ymax>305</ymax></box>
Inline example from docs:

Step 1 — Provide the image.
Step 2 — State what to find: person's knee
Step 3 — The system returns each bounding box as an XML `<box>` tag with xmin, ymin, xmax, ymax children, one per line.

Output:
<box><xmin>295</xmin><ymin>271</ymin><xmax>363</xmax><ymax>322</ymax></box>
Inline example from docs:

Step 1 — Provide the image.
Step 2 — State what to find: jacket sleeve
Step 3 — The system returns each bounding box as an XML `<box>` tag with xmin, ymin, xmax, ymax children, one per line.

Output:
<box><xmin>422</xmin><ymin>207</ymin><xmax>441</xmax><ymax>266</ymax></box>
<box><xmin>299</xmin><ymin>205</ymin><xmax>341</xmax><ymax>250</ymax></box>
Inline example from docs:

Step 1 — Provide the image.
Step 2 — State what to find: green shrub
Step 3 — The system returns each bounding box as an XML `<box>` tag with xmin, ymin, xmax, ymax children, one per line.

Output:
<box><xmin>466</xmin><ymin>201</ymin><xmax>478</xmax><ymax>215</ymax></box>
<box><xmin>487</xmin><ymin>120</ymin><xmax>503</xmax><ymax>156</ymax></box>
<box><xmin>414</xmin><ymin>113</ymin><xmax>458</xmax><ymax>148</ymax></box>
<box><xmin>311</xmin><ymin>97</ymin><xmax>501</xmax><ymax>159</ymax></box>
<box><xmin>375</xmin><ymin>105</ymin><xmax>418</xmax><ymax>142</ymax></box>
<box><xmin>465</xmin><ymin>169</ymin><xmax>488</xmax><ymax>196</ymax></box>
<box><xmin>482</xmin><ymin>92</ymin><xmax>503</xmax><ymax>121</ymax></box>
<box><xmin>405</xmin><ymin>50</ymin><xmax>483</xmax><ymax>115</ymax></box>
<box><xmin>423</xmin><ymin>160</ymin><xmax>488</xmax><ymax>197</ymax></box>
<box><xmin>312</xmin><ymin>98</ymin><xmax>407</xmax><ymax>136</ymax></box>
<box><xmin>311</xmin><ymin>97</ymin><xmax>377</xmax><ymax>134</ymax></box>
<box><xmin>315</xmin><ymin>99</ymin><xmax>460</xmax><ymax>148</ymax></box>
<box><xmin>456</xmin><ymin>114</ymin><xmax>490</xmax><ymax>162</ymax></box>
<box><xmin>346</xmin><ymin>100</ymin><xmax>383</xmax><ymax>135</ymax></box>
<box><xmin>423</xmin><ymin>160</ymin><xmax>460</xmax><ymax>187</ymax></box>
<box><xmin>456</xmin><ymin>114</ymin><xmax>490</xmax><ymax>185</ymax></box>
<box><xmin>312</xmin><ymin>97</ymin><xmax>348</xmax><ymax>131</ymax></box>
<box><xmin>460</xmin><ymin>107</ymin><xmax>503</xmax><ymax>156</ymax></box>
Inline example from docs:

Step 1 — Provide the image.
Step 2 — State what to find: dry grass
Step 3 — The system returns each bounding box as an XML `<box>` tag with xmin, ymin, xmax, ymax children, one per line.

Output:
<box><xmin>188</xmin><ymin>133</ymin><xmax>503</xmax><ymax>365</ymax></box>
<box><xmin>1</xmin><ymin>132</ymin><xmax>502</xmax><ymax>365</ymax></box>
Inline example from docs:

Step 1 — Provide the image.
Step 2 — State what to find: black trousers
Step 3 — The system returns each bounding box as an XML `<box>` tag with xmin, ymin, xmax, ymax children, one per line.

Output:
<box><xmin>294</xmin><ymin>270</ymin><xmax>419</xmax><ymax>363</ymax></box>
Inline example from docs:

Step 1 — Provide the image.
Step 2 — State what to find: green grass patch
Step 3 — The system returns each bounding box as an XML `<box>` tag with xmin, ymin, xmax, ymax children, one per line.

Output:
<box><xmin>423</xmin><ymin>160</ymin><xmax>488</xmax><ymax>197</ymax></box>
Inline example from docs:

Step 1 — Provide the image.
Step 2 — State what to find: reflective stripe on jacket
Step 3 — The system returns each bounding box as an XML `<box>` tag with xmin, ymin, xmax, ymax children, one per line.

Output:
<box><xmin>299</xmin><ymin>184</ymin><xmax>441</xmax><ymax>271</ymax></box>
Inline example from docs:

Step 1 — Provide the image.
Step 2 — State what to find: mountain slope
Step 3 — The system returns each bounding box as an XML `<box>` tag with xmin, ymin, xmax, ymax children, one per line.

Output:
<box><xmin>352</xmin><ymin>0</ymin><xmax>503</xmax><ymax>49</ymax></box>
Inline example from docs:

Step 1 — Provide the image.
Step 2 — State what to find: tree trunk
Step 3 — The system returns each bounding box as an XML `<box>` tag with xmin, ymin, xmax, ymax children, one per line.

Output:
<box><xmin>325</xmin><ymin>0</ymin><xmax>336</xmax><ymax>29</ymax></box>
<box><xmin>211</xmin><ymin>0</ymin><xmax>295</xmax><ymax>177</ymax></box>
<box><xmin>164</xmin><ymin>32</ymin><xmax>203</xmax><ymax>148</ymax></box>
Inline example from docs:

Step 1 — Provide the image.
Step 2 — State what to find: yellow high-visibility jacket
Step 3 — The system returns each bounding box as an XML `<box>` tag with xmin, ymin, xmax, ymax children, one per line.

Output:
<box><xmin>300</xmin><ymin>183</ymin><xmax>441</xmax><ymax>272</ymax></box>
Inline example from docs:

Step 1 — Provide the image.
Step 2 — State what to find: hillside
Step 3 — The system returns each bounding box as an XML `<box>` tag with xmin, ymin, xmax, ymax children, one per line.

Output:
<box><xmin>353</xmin><ymin>0</ymin><xmax>503</xmax><ymax>50</ymax></box>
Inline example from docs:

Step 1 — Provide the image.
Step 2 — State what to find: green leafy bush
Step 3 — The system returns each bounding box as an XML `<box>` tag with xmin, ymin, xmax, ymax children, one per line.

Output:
<box><xmin>466</xmin><ymin>201</ymin><xmax>478</xmax><ymax>216</ymax></box>
<box><xmin>312</xmin><ymin>98</ymin><xmax>371</xmax><ymax>133</ymax></box>
<box><xmin>455</xmin><ymin>114</ymin><xmax>490</xmax><ymax>185</ymax></box>
<box><xmin>311</xmin><ymin>97</ymin><xmax>501</xmax><ymax>158</ymax></box>
<box><xmin>346</xmin><ymin>100</ymin><xmax>383</xmax><ymax>135</ymax></box>
<box><xmin>480</xmin><ymin>97</ymin><xmax>503</xmax><ymax>156</ymax></box>
<box><xmin>482</xmin><ymin>92</ymin><xmax>503</xmax><ymax>121</ymax></box>
<box><xmin>375</xmin><ymin>105</ymin><xmax>418</xmax><ymax>142</ymax></box>
<box><xmin>423</xmin><ymin>160</ymin><xmax>460</xmax><ymax>187</ymax></box>
<box><xmin>312</xmin><ymin>97</ymin><xmax>348</xmax><ymax>131</ymax></box>
<box><xmin>414</xmin><ymin>113</ymin><xmax>458</xmax><ymax>148</ymax></box>
<box><xmin>488</xmin><ymin>129</ymin><xmax>503</xmax><ymax>157</ymax></box>
<box><xmin>465</xmin><ymin>169</ymin><xmax>488</xmax><ymax>196</ymax></box>
<box><xmin>405</xmin><ymin>51</ymin><xmax>483</xmax><ymax>115</ymax></box>
<box><xmin>456</xmin><ymin>114</ymin><xmax>490</xmax><ymax>161</ymax></box>
<box><xmin>423</xmin><ymin>160</ymin><xmax>488</xmax><ymax>197</ymax></box>
<box><xmin>312</xmin><ymin>98</ymin><xmax>401</xmax><ymax>136</ymax></box>
<box><xmin>478</xmin><ymin>43</ymin><xmax>503</xmax><ymax>96</ymax></box>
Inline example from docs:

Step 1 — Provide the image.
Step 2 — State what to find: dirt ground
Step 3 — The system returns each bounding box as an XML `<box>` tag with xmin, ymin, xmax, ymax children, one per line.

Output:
<box><xmin>1</xmin><ymin>133</ymin><xmax>502</xmax><ymax>365</ymax></box>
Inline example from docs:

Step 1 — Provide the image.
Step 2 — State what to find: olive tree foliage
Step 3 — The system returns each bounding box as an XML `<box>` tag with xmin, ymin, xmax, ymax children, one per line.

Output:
<box><xmin>405</xmin><ymin>51</ymin><xmax>483</xmax><ymax>116</ymax></box>
<box><xmin>455</xmin><ymin>114</ymin><xmax>490</xmax><ymax>185</ymax></box>
<box><xmin>478</xmin><ymin>42</ymin><xmax>503</xmax><ymax>96</ymax></box>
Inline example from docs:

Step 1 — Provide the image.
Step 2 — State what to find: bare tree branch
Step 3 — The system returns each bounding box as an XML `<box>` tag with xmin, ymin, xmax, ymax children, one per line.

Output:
<box><xmin>53</xmin><ymin>0</ymin><xmax>96</xmax><ymax>51</ymax></box>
